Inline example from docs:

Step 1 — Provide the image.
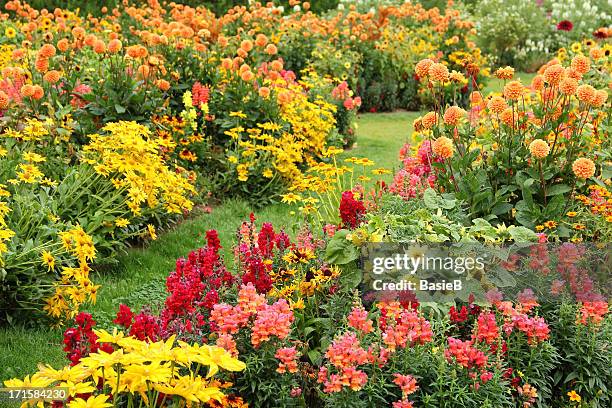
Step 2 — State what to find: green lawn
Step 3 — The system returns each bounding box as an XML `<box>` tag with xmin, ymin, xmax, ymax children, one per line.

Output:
<box><xmin>0</xmin><ymin>74</ymin><xmax>516</xmax><ymax>383</ymax></box>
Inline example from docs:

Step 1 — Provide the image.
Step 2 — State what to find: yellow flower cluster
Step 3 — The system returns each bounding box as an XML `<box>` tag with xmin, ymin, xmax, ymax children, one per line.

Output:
<box><xmin>226</xmin><ymin>79</ymin><xmax>337</xmax><ymax>185</ymax></box>
<box><xmin>4</xmin><ymin>330</ymin><xmax>246</xmax><ymax>408</ymax></box>
<box><xmin>43</xmin><ymin>226</ymin><xmax>99</xmax><ymax>321</ymax></box>
<box><xmin>0</xmin><ymin>184</ymin><xmax>15</xmax><ymax>264</ymax></box>
<box><xmin>82</xmin><ymin>121</ymin><xmax>196</xmax><ymax>215</ymax></box>
<box><xmin>286</xmin><ymin>152</ymin><xmax>384</xmax><ymax>222</ymax></box>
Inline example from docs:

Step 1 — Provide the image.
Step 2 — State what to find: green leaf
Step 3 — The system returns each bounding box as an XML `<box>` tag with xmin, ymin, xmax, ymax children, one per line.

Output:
<box><xmin>423</xmin><ymin>188</ymin><xmax>456</xmax><ymax>210</ymax></box>
<box><xmin>508</xmin><ymin>226</ymin><xmax>538</xmax><ymax>242</ymax></box>
<box><xmin>114</xmin><ymin>104</ymin><xmax>126</xmax><ymax>114</ymax></box>
<box><xmin>324</xmin><ymin>230</ymin><xmax>359</xmax><ymax>265</ymax></box>
<box><xmin>546</xmin><ymin>184</ymin><xmax>571</xmax><ymax>196</ymax></box>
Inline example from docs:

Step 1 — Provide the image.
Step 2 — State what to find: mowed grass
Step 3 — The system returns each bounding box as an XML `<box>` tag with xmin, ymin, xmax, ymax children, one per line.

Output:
<box><xmin>0</xmin><ymin>74</ymin><xmax>519</xmax><ymax>382</ymax></box>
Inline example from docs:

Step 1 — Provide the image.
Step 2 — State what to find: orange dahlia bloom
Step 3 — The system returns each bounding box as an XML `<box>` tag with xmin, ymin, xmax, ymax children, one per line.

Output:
<box><xmin>529</xmin><ymin>139</ymin><xmax>550</xmax><ymax>159</ymax></box>
<box><xmin>19</xmin><ymin>85</ymin><xmax>33</xmax><ymax>99</ymax></box>
<box><xmin>270</xmin><ymin>60</ymin><xmax>283</xmax><ymax>71</ymax></box>
<box><xmin>572</xmin><ymin>158</ymin><xmax>596</xmax><ymax>179</ymax></box>
<box><xmin>137</xmin><ymin>64</ymin><xmax>150</xmax><ymax>79</ymax></box>
<box><xmin>34</xmin><ymin>57</ymin><xmax>49</xmax><ymax>73</ymax></box>
<box><xmin>543</xmin><ymin>64</ymin><xmax>565</xmax><ymax>85</ymax></box>
<box><xmin>57</xmin><ymin>38</ymin><xmax>70</xmax><ymax>52</ymax></box>
<box><xmin>43</xmin><ymin>70</ymin><xmax>61</xmax><ymax>83</ymax></box>
<box><xmin>565</xmin><ymin>68</ymin><xmax>582</xmax><ymax>81</ymax></box>
<box><xmin>503</xmin><ymin>81</ymin><xmax>524</xmax><ymax>100</ymax></box>
<box><xmin>432</xmin><ymin>136</ymin><xmax>453</xmax><ymax>159</ymax></box>
<box><xmin>240</xmin><ymin>70</ymin><xmax>254</xmax><ymax>81</ymax></box>
<box><xmin>443</xmin><ymin>106</ymin><xmax>466</xmax><ymax>126</ymax></box>
<box><xmin>570</xmin><ymin>55</ymin><xmax>590</xmax><ymax>75</ymax></box>
<box><xmin>589</xmin><ymin>48</ymin><xmax>604</xmax><ymax>60</ymax></box>
<box><xmin>221</xmin><ymin>58</ymin><xmax>233</xmax><ymax>70</ymax></box>
<box><xmin>259</xmin><ymin>86</ymin><xmax>270</xmax><ymax>98</ymax></box>
<box><xmin>240</xmin><ymin>39</ymin><xmax>253</xmax><ymax>52</ymax></box>
<box><xmin>499</xmin><ymin>108</ymin><xmax>515</xmax><ymax>127</ymax></box>
<box><xmin>429</xmin><ymin>63</ymin><xmax>449</xmax><ymax>83</ymax></box>
<box><xmin>592</xmin><ymin>90</ymin><xmax>608</xmax><ymax>107</ymax></box>
<box><xmin>495</xmin><ymin>66</ymin><xmax>514</xmax><ymax>80</ymax></box>
<box><xmin>155</xmin><ymin>79</ymin><xmax>170</xmax><ymax>91</ymax></box>
<box><xmin>32</xmin><ymin>85</ymin><xmax>44</xmax><ymax>100</ymax></box>
<box><xmin>108</xmin><ymin>39</ymin><xmax>122</xmax><ymax>53</ymax></box>
<box><xmin>0</xmin><ymin>91</ymin><xmax>9</xmax><ymax>110</ymax></box>
<box><xmin>415</xmin><ymin>58</ymin><xmax>433</xmax><ymax>78</ymax></box>
<box><xmin>531</xmin><ymin>75</ymin><xmax>544</xmax><ymax>91</ymax></box>
<box><xmin>236</xmin><ymin>48</ymin><xmax>248</xmax><ymax>58</ymax></box>
<box><xmin>38</xmin><ymin>43</ymin><xmax>56</xmax><ymax>58</ymax></box>
<box><xmin>576</xmin><ymin>84</ymin><xmax>596</xmax><ymax>104</ymax></box>
<box><xmin>559</xmin><ymin>78</ymin><xmax>578</xmax><ymax>96</ymax></box>
<box><xmin>487</xmin><ymin>96</ymin><xmax>507</xmax><ymax>114</ymax></box>
<box><xmin>421</xmin><ymin>112</ymin><xmax>438</xmax><ymax>129</ymax></box>
<box><xmin>72</xmin><ymin>26</ymin><xmax>85</xmax><ymax>39</ymax></box>
<box><xmin>93</xmin><ymin>40</ymin><xmax>106</xmax><ymax>54</ymax></box>
<box><xmin>265</xmin><ymin>44</ymin><xmax>277</xmax><ymax>55</ymax></box>
<box><xmin>255</xmin><ymin>34</ymin><xmax>268</xmax><ymax>47</ymax></box>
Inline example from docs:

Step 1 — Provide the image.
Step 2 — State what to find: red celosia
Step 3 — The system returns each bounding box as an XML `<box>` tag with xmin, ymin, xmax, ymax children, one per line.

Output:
<box><xmin>114</xmin><ymin>304</ymin><xmax>134</xmax><ymax>328</ymax></box>
<box><xmin>339</xmin><ymin>190</ymin><xmax>366</xmax><ymax>229</ymax></box>
<box><xmin>63</xmin><ymin>312</ymin><xmax>112</xmax><ymax>366</ymax></box>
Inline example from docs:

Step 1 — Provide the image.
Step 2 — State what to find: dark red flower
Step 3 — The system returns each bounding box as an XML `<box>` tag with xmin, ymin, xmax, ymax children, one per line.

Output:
<box><xmin>557</xmin><ymin>20</ymin><xmax>573</xmax><ymax>31</ymax></box>
<box><xmin>339</xmin><ymin>191</ymin><xmax>366</xmax><ymax>229</ymax></box>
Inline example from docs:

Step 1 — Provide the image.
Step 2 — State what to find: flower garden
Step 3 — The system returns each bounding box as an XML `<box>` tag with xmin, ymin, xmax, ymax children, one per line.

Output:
<box><xmin>0</xmin><ymin>0</ymin><xmax>610</xmax><ymax>407</ymax></box>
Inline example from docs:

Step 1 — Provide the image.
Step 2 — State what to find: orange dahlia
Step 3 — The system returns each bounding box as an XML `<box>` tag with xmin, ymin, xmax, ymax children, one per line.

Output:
<box><xmin>559</xmin><ymin>78</ymin><xmax>578</xmax><ymax>95</ymax></box>
<box><xmin>576</xmin><ymin>84</ymin><xmax>596</xmax><ymax>104</ymax></box>
<box><xmin>543</xmin><ymin>64</ymin><xmax>565</xmax><ymax>85</ymax></box>
<box><xmin>415</xmin><ymin>58</ymin><xmax>433</xmax><ymax>78</ymax></box>
<box><xmin>429</xmin><ymin>63</ymin><xmax>449</xmax><ymax>83</ymax></box>
<box><xmin>570</xmin><ymin>55</ymin><xmax>590</xmax><ymax>75</ymax></box>
<box><xmin>421</xmin><ymin>112</ymin><xmax>438</xmax><ymax>129</ymax></box>
<box><xmin>503</xmin><ymin>81</ymin><xmax>524</xmax><ymax>100</ymax></box>
<box><xmin>487</xmin><ymin>96</ymin><xmax>507</xmax><ymax>114</ymax></box>
<box><xmin>443</xmin><ymin>106</ymin><xmax>466</xmax><ymax>126</ymax></box>
<box><xmin>108</xmin><ymin>39</ymin><xmax>122</xmax><ymax>53</ymax></box>
<box><xmin>572</xmin><ymin>158</ymin><xmax>596</xmax><ymax>179</ymax></box>
<box><xmin>592</xmin><ymin>90</ymin><xmax>608</xmax><ymax>107</ymax></box>
<box><xmin>529</xmin><ymin>139</ymin><xmax>550</xmax><ymax>159</ymax></box>
<box><xmin>43</xmin><ymin>70</ymin><xmax>61</xmax><ymax>83</ymax></box>
<box><xmin>38</xmin><ymin>43</ymin><xmax>56</xmax><ymax>58</ymax></box>
<box><xmin>495</xmin><ymin>66</ymin><xmax>514</xmax><ymax>80</ymax></box>
<box><xmin>432</xmin><ymin>136</ymin><xmax>454</xmax><ymax>159</ymax></box>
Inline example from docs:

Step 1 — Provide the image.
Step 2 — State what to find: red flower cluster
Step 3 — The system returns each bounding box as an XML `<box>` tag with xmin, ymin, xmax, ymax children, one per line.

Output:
<box><xmin>445</xmin><ymin>337</ymin><xmax>488</xmax><ymax>371</ymax></box>
<box><xmin>192</xmin><ymin>81</ymin><xmax>210</xmax><ymax>107</ymax></box>
<box><xmin>63</xmin><ymin>312</ymin><xmax>112</xmax><ymax>366</ymax></box>
<box><xmin>114</xmin><ymin>230</ymin><xmax>235</xmax><ymax>340</ymax></box>
<box><xmin>339</xmin><ymin>190</ymin><xmax>366</xmax><ymax>229</ymax></box>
